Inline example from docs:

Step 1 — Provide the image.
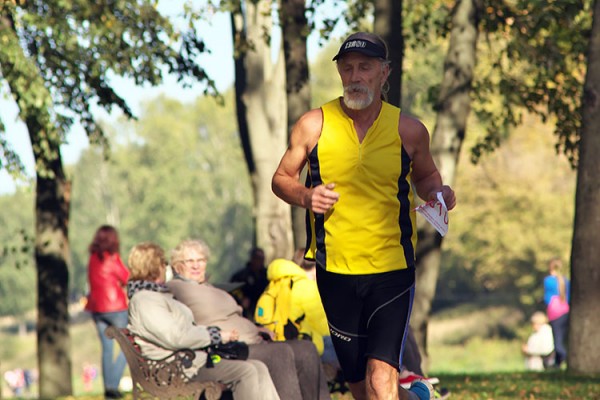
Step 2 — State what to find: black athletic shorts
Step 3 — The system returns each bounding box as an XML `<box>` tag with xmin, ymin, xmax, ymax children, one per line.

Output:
<box><xmin>316</xmin><ymin>266</ymin><xmax>415</xmax><ymax>383</ymax></box>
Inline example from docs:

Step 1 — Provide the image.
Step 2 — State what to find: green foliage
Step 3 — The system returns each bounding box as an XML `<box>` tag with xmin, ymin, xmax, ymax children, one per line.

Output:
<box><xmin>439</xmin><ymin>114</ymin><xmax>576</xmax><ymax>312</ymax></box>
<box><xmin>0</xmin><ymin>91</ymin><xmax>254</xmax><ymax>310</ymax></box>
<box><xmin>0</xmin><ymin>134</ymin><xmax>26</xmax><ymax>176</ymax></box>
<box><xmin>310</xmin><ymin>40</ymin><xmax>344</xmax><ymax>108</ymax></box>
<box><xmin>0</xmin><ymin>0</ymin><xmax>217</xmax><ymax>175</ymax></box>
<box><xmin>471</xmin><ymin>0</ymin><xmax>593</xmax><ymax>167</ymax></box>
<box><xmin>309</xmin><ymin>34</ymin><xmax>446</xmax><ymax>120</ymax></box>
<box><xmin>403</xmin><ymin>0</ymin><xmax>452</xmax><ymax>48</ymax></box>
<box><xmin>0</xmin><ymin>7</ymin><xmax>578</xmax><ymax>318</ymax></box>
<box><xmin>68</xmin><ymin>92</ymin><xmax>253</xmax><ymax>294</ymax></box>
<box><xmin>0</xmin><ymin>188</ymin><xmax>35</xmax><ymax>316</ymax></box>
<box><xmin>0</xmin><ymin>258</ymin><xmax>36</xmax><ymax>317</ymax></box>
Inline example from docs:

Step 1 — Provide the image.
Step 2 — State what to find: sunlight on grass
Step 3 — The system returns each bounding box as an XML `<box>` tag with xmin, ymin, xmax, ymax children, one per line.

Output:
<box><xmin>430</xmin><ymin>336</ymin><xmax>525</xmax><ymax>374</ymax></box>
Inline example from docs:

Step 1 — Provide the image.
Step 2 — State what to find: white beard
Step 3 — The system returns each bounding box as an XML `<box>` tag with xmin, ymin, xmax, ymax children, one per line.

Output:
<box><xmin>343</xmin><ymin>84</ymin><xmax>374</xmax><ymax>110</ymax></box>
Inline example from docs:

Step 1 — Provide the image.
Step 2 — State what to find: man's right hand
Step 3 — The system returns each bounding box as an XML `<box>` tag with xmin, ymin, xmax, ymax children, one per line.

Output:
<box><xmin>306</xmin><ymin>183</ymin><xmax>340</xmax><ymax>214</ymax></box>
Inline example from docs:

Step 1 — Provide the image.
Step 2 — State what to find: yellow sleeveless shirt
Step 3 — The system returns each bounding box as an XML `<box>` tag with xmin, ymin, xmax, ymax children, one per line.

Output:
<box><xmin>305</xmin><ymin>98</ymin><xmax>417</xmax><ymax>275</ymax></box>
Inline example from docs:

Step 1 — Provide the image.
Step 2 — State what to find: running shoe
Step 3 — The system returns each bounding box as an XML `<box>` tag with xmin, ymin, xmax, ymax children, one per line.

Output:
<box><xmin>400</xmin><ymin>371</ymin><xmax>440</xmax><ymax>389</ymax></box>
<box><xmin>408</xmin><ymin>379</ymin><xmax>435</xmax><ymax>400</ymax></box>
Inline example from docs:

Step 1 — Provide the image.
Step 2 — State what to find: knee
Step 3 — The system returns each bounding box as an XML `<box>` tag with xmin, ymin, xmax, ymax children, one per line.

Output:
<box><xmin>240</xmin><ymin>364</ymin><xmax>262</xmax><ymax>388</ymax></box>
<box><xmin>253</xmin><ymin>360</ymin><xmax>270</xmax><ymax>377</ymax></box>
<box><xmin>281</xmin><ymin>342</ymin><xmax>296</xmax><ymax>359</ymax></box>
<box><xmin>275</xmin><ymin>343</ymin><xmax>297</xmax><ymax>370</ymax></box>
<box><xmin>248</xmin><ymin>361</ymin><xmax>274</xmax><ymax>390</ymax></box>
<box><xmin>367</xmin><ymin>369</ymin><xmax>395</xmax><ymax>389</ymax></box>
<box><xmin>366</xmin><ymin>360</ymin><xmax>398</xmax><ymax>396</ymax></box>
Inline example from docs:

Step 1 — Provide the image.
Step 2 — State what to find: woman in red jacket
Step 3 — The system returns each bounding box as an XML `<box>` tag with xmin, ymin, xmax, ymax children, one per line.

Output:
<box><xmin>85</xmin><ymin>225</ymin><xmax>129</xmax><ymax>399</ymax></box>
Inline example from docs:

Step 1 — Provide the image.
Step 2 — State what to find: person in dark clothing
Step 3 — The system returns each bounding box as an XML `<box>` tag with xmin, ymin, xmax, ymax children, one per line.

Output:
<box><xmin>230</xmin><ymin>247</ymin><xmax>269</xmax><ymax>320</ymax></box>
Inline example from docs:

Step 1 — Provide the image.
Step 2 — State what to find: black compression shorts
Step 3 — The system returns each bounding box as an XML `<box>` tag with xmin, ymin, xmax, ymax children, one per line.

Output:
<box><xmin>316</xmin><ymin>266</ymin><xmax>415</xmax><ymax>383</ymax></box>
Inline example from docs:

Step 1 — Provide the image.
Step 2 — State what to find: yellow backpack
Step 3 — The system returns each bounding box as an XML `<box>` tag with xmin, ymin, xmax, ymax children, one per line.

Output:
<box><xmin>254</xmin><ymin>276</ymin><xmax>301</xmax><ymax>341</ymax></box>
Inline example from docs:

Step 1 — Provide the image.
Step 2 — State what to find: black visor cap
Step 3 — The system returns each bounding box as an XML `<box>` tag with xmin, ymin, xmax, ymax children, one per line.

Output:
<box><xmin>332</xmin><ymin>38</ymin><xmax>387</xmax><ymax>61</ymax></box>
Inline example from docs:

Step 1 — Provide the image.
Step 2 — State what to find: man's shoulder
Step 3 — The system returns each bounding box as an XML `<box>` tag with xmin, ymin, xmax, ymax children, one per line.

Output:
<box><xmin>399</xmin><ymin>113</ymin><xmax>427</xmax><ymax>133</ymax></box>
<box><xmin>399</xmin><ymin>113</ymin><xmax>429</xmax><ymax>154</ymax></box>
<box><xmin>297</xmin><ymin>107</ymin><xmax>324</xmax><ymax>131</ymax></box>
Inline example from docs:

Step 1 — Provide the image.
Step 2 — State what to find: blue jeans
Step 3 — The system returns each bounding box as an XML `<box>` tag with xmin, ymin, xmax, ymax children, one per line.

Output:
<box><xmin>550</xmin><ymin>313</ymin><xmax>569</xmax><ymax>366</ymax></box>
<box><xmin>92</xmin><ymin>310</ymin><xmax>128</xmax><ymax>391</ymax></box>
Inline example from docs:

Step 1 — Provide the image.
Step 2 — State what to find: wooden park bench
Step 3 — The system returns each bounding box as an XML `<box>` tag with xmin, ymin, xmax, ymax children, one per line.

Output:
<box><xmin>105</xmin><ymin>326</ymin><xmax>226</xmax><ymax>400</ymax></box>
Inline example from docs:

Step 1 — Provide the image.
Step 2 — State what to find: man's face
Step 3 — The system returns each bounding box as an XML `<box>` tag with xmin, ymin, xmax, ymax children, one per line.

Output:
<box><xmin>337</xmin><ymin>53</ymin><xmax>389</xmax><ymax>110</ymax></box>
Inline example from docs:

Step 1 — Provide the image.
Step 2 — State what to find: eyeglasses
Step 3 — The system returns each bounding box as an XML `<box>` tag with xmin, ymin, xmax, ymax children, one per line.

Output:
<box><xmin>181</xmin><ymin>258</ymin><xmax>207</xmax><ymax>266</ymax></box>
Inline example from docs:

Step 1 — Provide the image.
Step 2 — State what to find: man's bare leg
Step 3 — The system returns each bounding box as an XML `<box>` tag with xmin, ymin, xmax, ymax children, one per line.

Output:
<box><xmin>347</xmin><ymin>360</ymin><xmax>424</xmax><ymax>400</ymax></box>
<box><xmin>347</xmin><ymin>380</ymin><xmax>367</xmax><ymax>400</ymax></box>
<box><xmin>365</xmin><ymin>358</ymin><xmax>399</xmax><ymax>399</ymax></box>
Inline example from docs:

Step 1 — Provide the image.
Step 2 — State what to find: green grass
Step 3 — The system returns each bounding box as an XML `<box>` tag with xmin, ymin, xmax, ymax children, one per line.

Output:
<box><xmin>428</xmin><ymin>336</ymin><xmax>525</xmax><ymax>373</ymax></box>
<box><xmin>434</xmin><ymin>371</ymin><xmax>600</xmax><ymax>400</ymax></box>
<box><xmin>42</xmin><ymin>371</ymin><xmax>600</xmax><ymax>400</ymax></box>
<box><xmin>329</xmin><ymin>371</ymin><xmax>600</xmax><ymax>399</ymax></box>
<box><xmin>2</xmin><ymin>306</ymin><xmax>600</xmax><ymax>399</ymax></box>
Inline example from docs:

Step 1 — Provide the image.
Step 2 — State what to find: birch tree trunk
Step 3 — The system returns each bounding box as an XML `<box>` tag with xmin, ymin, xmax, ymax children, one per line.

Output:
<box><xmin>411</xmin><ymin>0</ymin><xmax>481</xmax><ymax>368</ymax></box>
<box><xmin>231</xmin><ymin>0</ymin><xmax>293</xmax><ymax>261</ymax></box>
<box><xmin>374</xmin><ymin>0</ymin><xmax>404</xmax><ymax>105</ymax></box>
<box><xmin>280</xmin><ymin>0</ymin><xmax>311</xmax><ymax>250</ymax></box>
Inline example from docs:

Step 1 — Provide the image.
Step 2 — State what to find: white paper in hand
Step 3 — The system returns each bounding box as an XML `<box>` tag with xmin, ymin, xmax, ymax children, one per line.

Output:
<box><xmin>414</xmin><ymin>192</ymin><xmax>449</xmax><ymax>237</ymax></box>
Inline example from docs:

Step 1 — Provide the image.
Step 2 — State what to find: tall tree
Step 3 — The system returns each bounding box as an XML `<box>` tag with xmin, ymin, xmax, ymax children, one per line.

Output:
<box><xmin>280</xmin><ymin>0</ymin><xmax>312</xmax><ymax>249</ymax></box>
<box><xmin>411</xmin><ymin>0</ymin><xmax>482</xmax><ymax>362</ymax></box>
<box><xmin>1</xmin><ymin>9</ymin><xmax>75</xmax><ymax>396</ymax></box>
<box><xmin>374</xmin><ymin>0</ymin><xmax>404</xmax><ymax>105</ymax></box>
<box><xmin>231</xmin><ymin>0</ymin><xmax>293</xmax><ymax>260</ymax></box>
<box><xmin>569</xmin><ymin>0</ymin><xmax>600</xmax><ymax>374</ymax></box>
<box><xmin>0</xmin><ymin>1</ymin><xmax>214</xmax><ymax>396</ymax></box>
<box><xmin>471</xmin><ymin>0</ymin><xmax>594</xmax><ymax>371</ymax></box>
<box><xmin>389</xmin><ymin>0</ymin><xmax>592</xmax><ymax>365</ymax></box>
<box><xmin>376</xmin><ymin>0</ymin><xmax>482</xmax><ymax>363</ymax></box>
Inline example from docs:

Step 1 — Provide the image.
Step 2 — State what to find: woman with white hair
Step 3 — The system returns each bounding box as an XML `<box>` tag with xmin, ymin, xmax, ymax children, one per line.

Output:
<box><xmin>126</xmin><ymin>241</ymin><xmax>279</xmax><ymax>400</ymax></box>
<box><xmin>166</xmin><ymin>239</ymin><xmax>331</xmax><ymax>400</ymax></box>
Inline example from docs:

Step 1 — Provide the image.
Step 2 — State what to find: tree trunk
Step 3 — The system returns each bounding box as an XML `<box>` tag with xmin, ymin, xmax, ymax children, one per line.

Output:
<box><xmin>34</xmin><ymin>169</ymin><xmax>73</xmax><ymax>399</ymax></box>
<box><xmin>374</xmin><ymin>0</ymin><xmax>404</xmax><ymax>105</ymax></box>
<box><xmin>411</xmin><ymin>0</ymin><xmax>481</xmax><ymax>370</ymax></box>
<box><xmin>231</xmin><ymin>0</ymin><xmax>293</xmax><ymax>262</ymax></box>
<box><xmin>569</xmin><ymin>0</ymin><xmax>600</xmax><ymax>374</ymax></box>
<box><xmin>280</xmin><ymin>0</ymin><xmax>311</xmax><ymax>250</ymax></box>
<box><xmin>0</xmin><ymin>12</ymin><xmax>73</xmax><ymax>398</ymax></box>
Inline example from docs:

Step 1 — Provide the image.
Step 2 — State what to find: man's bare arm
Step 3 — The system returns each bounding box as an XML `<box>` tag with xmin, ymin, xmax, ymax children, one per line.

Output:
<box><xmin>400</xmin><ymin>115</ymin><xmax>456</xmax><ymax>210</ymax></box>
<box><xmin>272</xmin><ymin>109</ymin><xmax>340</xmax><ymax>214</ymax></box>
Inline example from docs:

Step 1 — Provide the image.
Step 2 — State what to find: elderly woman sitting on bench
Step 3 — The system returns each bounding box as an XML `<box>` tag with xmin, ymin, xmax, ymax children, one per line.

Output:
<box><xmin>126</xmin><ymin>241</ymin><xmax>279</xmax><ymax>400</ymax></box>
<box><xmin>166</xmin><ymin>239</ymin><xmax>331</xmax><ymax>400</ymax></box>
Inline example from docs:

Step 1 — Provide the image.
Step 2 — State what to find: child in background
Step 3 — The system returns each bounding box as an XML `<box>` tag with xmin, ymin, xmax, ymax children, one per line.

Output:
<box><xmin>522</xmin><ymin>311</ymin><xmax>555</xmax><ymax>371</ymax></box>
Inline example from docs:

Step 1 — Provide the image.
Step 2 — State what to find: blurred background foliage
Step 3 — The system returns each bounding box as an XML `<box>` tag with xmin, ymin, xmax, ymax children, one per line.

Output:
<box><xmin>0</xmin><ymin>34</ymin><xmax>574</xmax><ymax>321</ymax></box>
